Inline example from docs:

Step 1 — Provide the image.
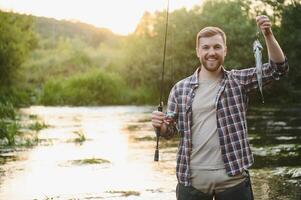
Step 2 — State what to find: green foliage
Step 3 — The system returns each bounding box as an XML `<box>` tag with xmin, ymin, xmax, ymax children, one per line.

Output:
<box><xmin>199</xmin><ymin>0</ymin><xmax>255</xmax><ymax>68</ymax></box>
<box><xmin>278</xmin><ymin>2</ymin><xmax>301</xmax><ymax>94</ymax></box>
<box><xmin>0</xmin><ymin>121</ymin><xmax>18</xmax><ymax>145</ymax></box>
<box><xmin>28</xmin><ymin>121</ymin><xmax>48</xmax><ymax>132</ymax></box>
<box><xmin>21</xmin><ymin>37</ymin><xmax>94</xmax><ymax>85</ymax></box>
<box><xmin>2</xmin><ymin>0</ymin><xmax>299</xmax><ymax>106</ymax></box>
<box><xmin>126</xmin><ymin>86</ymin><xmax>158</xmax><ymax>105</ymax></box>
<box><xmin>121</xmin><ymin>0</ymin><xmax>256</xmax><ymax>103</ymax></box>
<box><xmin>0</xmin><ymin>101</ymin><xmax>18</xmax><ymax>145</ymax></box>
<box><xmin>39</xmin><ymin>69</ymin><xmax>128</xmax><ymax>105</ymax></box>
<box><xmin>0</xmin><ymin>86</ymin><xmax>34</xmax><ymax>107</ymax></box>
<box><xmin>0</xmin><ymin>11</ymin><xmax>37</xmax><ymax>86</ymax></box>
<box><xmin>120</xmin><ymin>0</ymin><xmax>300</xmax><ymax>105</ymax></box>
<box><xmin>73</xmin><ymin>130</ymin><xmax>86</xmax><ymax>143</ymax></box>
<box><xmin>34</xmin><ymin>16</ymin><xmax>119</xmax><ymax>48</ymax></box>
<box><xmin>0</xmin><ymin>101</ymin><xmax>16</xmax><ymax>120</ymax></box>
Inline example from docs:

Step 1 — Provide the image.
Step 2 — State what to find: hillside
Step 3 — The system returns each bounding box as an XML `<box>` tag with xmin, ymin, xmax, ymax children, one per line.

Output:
<box><xmin>33</xmin><ymin>16</ymin><xmax>122</xmax><ymax>47</ymax></box>
<box><xmin>17</xmin><ymin>13</ymin><xmax>125</xmax><ymax>96</ymax></box>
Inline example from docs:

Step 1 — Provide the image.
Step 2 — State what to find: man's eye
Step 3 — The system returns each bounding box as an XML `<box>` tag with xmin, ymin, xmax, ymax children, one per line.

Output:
<box><xmin>202</xmin><ymin>46</ymin><xmax>209</xmax><ymax>50</ymax></box>
<box><xmin>215</xmin><ymin>46</ymin><xmax>221</xmax><ymax>49</ymax></box>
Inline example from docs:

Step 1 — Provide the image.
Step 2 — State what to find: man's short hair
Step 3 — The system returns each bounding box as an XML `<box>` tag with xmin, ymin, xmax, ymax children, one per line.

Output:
<box><xmin>196</xmin><ymin>26</ymin><xmax>227</xmax><ymax>48</ymax></box>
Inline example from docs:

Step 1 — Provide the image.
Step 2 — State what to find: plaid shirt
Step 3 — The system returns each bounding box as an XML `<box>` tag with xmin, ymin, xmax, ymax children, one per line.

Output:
<box><xmin>165</xmin><ymin>59</ymin><xmax>289</xmax><ymax>186</ymax></box>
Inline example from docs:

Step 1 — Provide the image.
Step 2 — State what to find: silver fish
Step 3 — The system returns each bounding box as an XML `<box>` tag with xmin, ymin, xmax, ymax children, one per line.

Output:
<box><xmin>253</xmin><ymin>39</ymin><xmax>264</xmax><ymax>103</ymax></box>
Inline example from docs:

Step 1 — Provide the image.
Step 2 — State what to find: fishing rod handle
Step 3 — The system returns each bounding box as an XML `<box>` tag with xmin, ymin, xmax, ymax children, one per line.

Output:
<box><xmin>154</xmin><ymin>104</ymin><xmax>163</xmax><ymax>161</ymax></box>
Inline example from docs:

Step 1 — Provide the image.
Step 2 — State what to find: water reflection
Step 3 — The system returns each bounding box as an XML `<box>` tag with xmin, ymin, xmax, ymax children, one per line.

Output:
<box><xmin>0</xmin><ymin>106</ymin><xmax>300</xmax><ymax>199</ymax></box>
<box><xmin>0</xmin><ymin>106</ymin><xmax>177</xmax><ymax>200</ymax></box>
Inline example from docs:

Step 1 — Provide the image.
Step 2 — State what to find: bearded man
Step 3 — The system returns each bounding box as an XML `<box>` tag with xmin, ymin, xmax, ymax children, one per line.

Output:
<box><xmin>151</xmin><ymin>15</ymin><xmax>288</xmax><ymax>200</ymax></box>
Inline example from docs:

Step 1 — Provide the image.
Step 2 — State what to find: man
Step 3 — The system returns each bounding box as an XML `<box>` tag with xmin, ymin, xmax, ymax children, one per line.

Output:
<box><xmin>151</xmin><ymin>15</ymin><xmax>288</xmax><ymax>200</ymax></box>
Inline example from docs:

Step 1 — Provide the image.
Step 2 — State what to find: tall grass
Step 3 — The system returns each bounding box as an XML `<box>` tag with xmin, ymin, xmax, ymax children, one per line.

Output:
<box><xmin>38</xmin><ymin>68</ymin><xmax>158</xmax><ymax>105</ymax></box>
<box><xmin>0</xmin><ymin>101</ymin><xmax>18</xmax><ymax>145</ymax></box>
<box><xmin>39</xmin><ymin>69</ymin><xmax>128</xmax><ymax>105</ymax></box>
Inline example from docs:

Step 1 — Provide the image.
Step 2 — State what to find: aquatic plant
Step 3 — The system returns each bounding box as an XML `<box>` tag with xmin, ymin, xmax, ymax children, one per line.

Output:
<box><xmin>73</xmin><ymin>130</ymin><xmax>86</xmax><ymax>143</ymax></box>
<box><xmin>28</xmin><ymin>121</ymin><xmax>48</xmax><ymax>132</ymax></box>
<box><xmin>105</xmin><ymin>190</ymin><xmax>140</xmax><ymax>197</ymax></box>
<box><xmin>70</xmin><ymin>158</ymin><xmax>110</xmax><ymax>165</ymax></box>
<box><xmin>0</xmin><ymin>102</ymin><xmax>18</xmax><ymax>145</ymax></box>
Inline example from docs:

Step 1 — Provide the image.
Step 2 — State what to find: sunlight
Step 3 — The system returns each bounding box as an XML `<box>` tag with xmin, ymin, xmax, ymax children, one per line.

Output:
<box><xmin>0</xmin><ymin>0</ymin><xmax>202</xmax><ymax>35</ymax></box>
<box><xmin>0</xmin><ymin>106</ymin><xmax>179</xmax><ymax>199</ymax></box>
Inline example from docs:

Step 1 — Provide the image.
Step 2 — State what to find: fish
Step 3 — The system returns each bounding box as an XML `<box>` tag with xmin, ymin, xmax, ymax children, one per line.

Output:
<box><xmin>253</xmin><ymin>39</ymin><xmax>264</xmax><ymax>103</ymax></box>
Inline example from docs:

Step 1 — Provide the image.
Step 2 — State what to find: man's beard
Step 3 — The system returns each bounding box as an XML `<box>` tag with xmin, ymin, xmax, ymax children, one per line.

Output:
<box><xmin>201</xmin><ymin>57</ymin><xmax>224</xmax><ymax>72</ymax></box>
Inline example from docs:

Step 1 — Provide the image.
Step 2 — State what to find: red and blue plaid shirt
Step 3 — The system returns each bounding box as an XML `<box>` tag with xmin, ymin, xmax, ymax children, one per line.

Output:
<box><xmin>165</xmin><ymin>59</ymin><xmax>289</xmax><ymax>186</ymax></box>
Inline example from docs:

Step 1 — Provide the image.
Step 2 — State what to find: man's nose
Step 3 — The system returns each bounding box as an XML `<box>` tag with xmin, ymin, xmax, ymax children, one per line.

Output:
<box><xmin>208</xmin><ymin>48</ymin><xmax>216</xmax><ymax>56</ymax></box>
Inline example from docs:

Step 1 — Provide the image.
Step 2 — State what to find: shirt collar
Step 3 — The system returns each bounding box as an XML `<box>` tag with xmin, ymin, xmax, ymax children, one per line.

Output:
<box><xmin>189</xmin><ymin>66</ymin><xmax>228</xmax><ymax>86</ymax></box>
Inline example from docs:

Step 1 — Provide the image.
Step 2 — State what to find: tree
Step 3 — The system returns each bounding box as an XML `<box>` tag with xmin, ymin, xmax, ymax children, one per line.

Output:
<box><xmin>278</xmin><ymin>2</ymin><xmax>301</xmax><ymax>103</ymax></box>
<box><xmin>0</xmin><ymin>11</ymin><xmax>37</xmax><ymax>87</ymax></box>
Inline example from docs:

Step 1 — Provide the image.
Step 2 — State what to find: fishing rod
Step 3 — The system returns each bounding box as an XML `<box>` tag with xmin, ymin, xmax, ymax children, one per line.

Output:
<box><xmin>154</xmin><ymin>0</ymin><xmax>170</xmax><ymax>162</ymax></box>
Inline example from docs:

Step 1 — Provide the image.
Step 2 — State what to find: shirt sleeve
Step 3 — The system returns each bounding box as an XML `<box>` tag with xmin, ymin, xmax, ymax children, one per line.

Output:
<box><xmin>230</xmin><ymin>57</ymin><xmax>289</xmax><ymax>93</ymax></box>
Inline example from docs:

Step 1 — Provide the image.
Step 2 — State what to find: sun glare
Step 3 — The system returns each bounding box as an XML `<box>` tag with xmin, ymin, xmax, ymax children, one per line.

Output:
<box><xmin>0</xmin><ymin>0</ymin><xmax>202</xmax><ymax>35</ymax></box>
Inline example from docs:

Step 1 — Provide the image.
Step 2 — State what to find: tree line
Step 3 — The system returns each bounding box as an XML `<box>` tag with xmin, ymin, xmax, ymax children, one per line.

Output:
<box><xmin>0</xmin><ymin>0</ymin><xmax>300</xmax><ymax>107</ymax></box>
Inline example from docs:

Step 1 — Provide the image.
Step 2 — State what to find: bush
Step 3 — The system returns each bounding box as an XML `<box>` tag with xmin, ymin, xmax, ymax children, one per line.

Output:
<box><xmin>0</xmin><ymin>101</ymin><xmax>18</xmax><ymax>145</ymax></box>
<box><xmin>39</xmin><ymin>69</ymin><xmax>128</xmax><ymax>105</ymax></box>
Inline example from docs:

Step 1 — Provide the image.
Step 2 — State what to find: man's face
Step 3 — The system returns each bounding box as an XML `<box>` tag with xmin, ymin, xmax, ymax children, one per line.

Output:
<box><xmin>196</xmin><ymin>34</ymin><xmax>227</xmax><ymax>72</ymax></box>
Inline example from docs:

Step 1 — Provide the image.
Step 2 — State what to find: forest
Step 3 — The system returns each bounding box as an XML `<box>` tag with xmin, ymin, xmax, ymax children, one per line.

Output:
<box><xmin>1</xmin><ymin>0</ymin><xmax>300</xmax><ymax>143</ymax></box>
<box><xmin>1</xmin><ymin>0</ymin><xmax>300</xmax><ymax>106</ymax></box>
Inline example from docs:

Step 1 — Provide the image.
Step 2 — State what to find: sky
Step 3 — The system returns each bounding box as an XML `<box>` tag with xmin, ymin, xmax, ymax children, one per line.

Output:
<box><xmin>0</xmin><ymin>0</ymin><xmax>203</xmax><ymax>35</ymax></box>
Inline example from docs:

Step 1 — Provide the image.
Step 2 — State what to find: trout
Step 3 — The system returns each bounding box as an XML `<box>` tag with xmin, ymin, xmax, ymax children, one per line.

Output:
<box><xmin>253</xmin><ymin>39</ymin><xmax>264</xmax><ymax>103</ymax></box>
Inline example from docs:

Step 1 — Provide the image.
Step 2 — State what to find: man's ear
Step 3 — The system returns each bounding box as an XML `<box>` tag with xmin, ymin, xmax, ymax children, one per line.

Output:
<box><xmin>196</xmin><ymin>47</ymin><xmax>200</xmax><ymax>58</ymax></box>
<box><xmin>224</xmin><ymin>46</ymin><xmax>227</xmax><ymax>57</ymax></box>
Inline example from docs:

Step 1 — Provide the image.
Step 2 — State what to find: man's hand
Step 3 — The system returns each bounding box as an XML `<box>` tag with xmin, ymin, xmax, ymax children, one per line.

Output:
<box><xmin>151</xmin><ymin>111</ymin><xmax>164</xmax><ymax>128</ymax></box>
<box><xmin>256</xmin><ymin>15</ymin><xmax>273</xmax><ymax>37</ymax></box>
<box><xmin>151</xmin><ymin>111</ymin><xmax>168</xmax><ymax>134</ymax></box>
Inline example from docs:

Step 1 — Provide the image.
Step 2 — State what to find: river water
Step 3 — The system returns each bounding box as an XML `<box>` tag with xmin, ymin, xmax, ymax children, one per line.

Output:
<box><xmin>0</xmin><ymin>106</ymin><xmax>300</xmax><ymax>200</ymax></box>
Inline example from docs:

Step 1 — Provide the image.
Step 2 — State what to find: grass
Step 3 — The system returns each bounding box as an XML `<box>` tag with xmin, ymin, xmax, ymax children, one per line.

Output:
<box><xmin>105</xmin><ymin>190</ymin><xmax>140</xmax><ymax>197</ymax></box>
<box><xmin>29</xmin><ymin>114</ymin><xmax>38</xmax><ymax>119</ymax></box>
<box><xmin>28</xmin><ymin>121</ymin><xmax>48</xmax><ymax>132</ymax></box>
<box><xmin>73</xmin><ymin>130</ymin><xmax>86</xmax><ymax>143</ymax></box>
<box><xmin>70</xmin><ymin>158</ymin><xmax>110</xmax><ymax>165</ymax></box>
<box><xmin>39</xmin><ymin>69</ymin><xmax>129</xmax><ymax>105</ymax></box>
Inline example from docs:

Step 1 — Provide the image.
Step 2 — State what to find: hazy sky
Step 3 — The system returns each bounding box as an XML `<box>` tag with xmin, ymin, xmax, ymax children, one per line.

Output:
<box><xmin>0</xmin><ymin>0</ymin><xmax>203</xmax><ymax>35</ymax></box>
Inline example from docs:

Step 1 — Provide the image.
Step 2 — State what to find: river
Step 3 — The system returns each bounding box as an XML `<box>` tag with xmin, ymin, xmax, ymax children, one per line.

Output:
<box><xmin>0</xmin><ymin>106</ymin><xmax>300</xmax><ymax>200</ymax></box>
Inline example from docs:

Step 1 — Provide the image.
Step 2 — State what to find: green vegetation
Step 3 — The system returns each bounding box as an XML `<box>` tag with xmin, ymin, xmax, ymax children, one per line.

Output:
<box><xmin>1</xmin><ymin>1</ymin><xmax>301</xmax><ymax>104</ymax></box>
<box><xmin>72</xmin><ymin>130</ymin><xmax>86</xmax><ymax>143</ymax></box>
<box><xmin>70</xmin><ymin>158</ymin><xmax>110</xmax><ymax>165</ymax></box>
<box><xmin>0</xmin><ymin>102</ymin><xmax>19</xmax><ymax>145</ymax></box>
<box><xmin>3</xmin><ymin>0</ymin><xmax>300</xmax><ymax>107</ymax></box>
<box><xmin>28</xmin><ymin>121</ymin><xmax>48</xmax><ymax>131</ymax></box>
<box><xmin>1</xmin><ymin>0</ymin><xmax>300</xmax><ymax>145</ymax></box>
<box><xmin>39</xmin><ymin>69</ymin><xmax>128</xmax><ymax>105</ymax></box>
<box><xmin>0</xmin><ymin>101</ymin><xmax>45</xmax><ymax>146</ymax></box>
<box><xmin>33</xmin><ymin>1</ymin><xmax>301</xmax><ymax>105</ymax></box>
<box><xmin>105</xmin><ymin>190</ymin><xmax>140</xmax><ymax>197</ymax></box>
<box><xmin>0</xmin><ymin>11</ymin><xmax>37</xmax><ymax>87</ymax></box>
